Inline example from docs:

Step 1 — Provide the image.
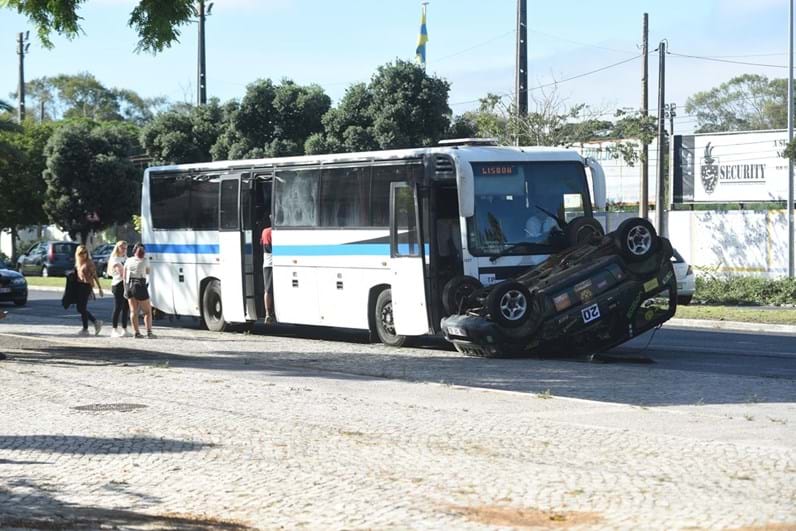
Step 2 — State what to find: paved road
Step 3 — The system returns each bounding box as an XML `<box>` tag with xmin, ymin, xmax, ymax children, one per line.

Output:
<box><xmin>0</xmin><ymin>291</ymin><xmax>794</xmax><ymax>529</ymax></box>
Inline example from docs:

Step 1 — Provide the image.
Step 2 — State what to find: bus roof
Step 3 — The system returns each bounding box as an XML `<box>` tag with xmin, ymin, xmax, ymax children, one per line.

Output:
<box><xmin>144</xmin><ymin>145</ymin><xmax>586</xmax><ymax>174</ymax></box>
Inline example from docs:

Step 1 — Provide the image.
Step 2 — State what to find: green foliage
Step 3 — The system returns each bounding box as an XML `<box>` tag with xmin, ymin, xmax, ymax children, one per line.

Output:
<box><xmin>43</xmin><ymin>120</ymin><xmax>142</xmax><ymax>241</ymax></box>
<box><xmin>22</xmin><ymin>73</ymin><xmax>160</xmax><ymax>124</ymax></box>
<box><xmin>140</xmin><ymin>98</ymin><xmax>225</xmax><ymax>164</ymax></box>
<box><xmin>685</xmin><ymin>74</ymin><xmax>787</xmax><ymax>133</ymax></box>
<box><xmin>3</xmin><ymin>0</ymin><xmax>194</xmax><ymax>53</ymax></box>
<box><xmin>0</xmin><ymin>121</ymin><xmax>54</xmax><ymax>230</ymax></box>
<box><xmin>695</xmin><ymin>276</ymin><xmax>796</xmax><ymax>306</ymax></box>
<box><xmin>211</xmin><ymin>79</ymin><xmax>330</xmax><ymax>160</ymax></box>
<box><xmin>311</xmin><ymin>61</ymin><xmax>451</xmax><ymax>154</ymax></box>
<box><xmin>784</xmin><ymin>138</ymin><xmax>796</xmax><ymax>161</ymax></box>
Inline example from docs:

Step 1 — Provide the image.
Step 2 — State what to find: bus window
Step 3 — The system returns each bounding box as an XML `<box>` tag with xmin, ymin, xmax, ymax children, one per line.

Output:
<box><xmin>320</xmin><ymin>166</ymin><xmax>369</xmax><ymax>227</ymax></box>
<box><xmin>274</xmin><ymin>169</ymin><xmax>319</xmax><ymax>227</ymax></box>
<box><xmin>391</xmin><ymin>184</ymin><xmax>419</xmax><ymax>257</ymax></box>
<box><xmin>190</xmin><ymin>176</ymin><xmax>219</xmax><ymax>230</ymax></box>
<box><xmin>371</xmin><ymin>165</ymin><xmax>421</xmax><ymax>227</ymax></box>
<box><xmin>150</xmin><ymin>174</ymin><xmax>191</xmax><ymax>229</ymax></box>
<box><xmin>219</xmin><ymin>179</ymin><xmax>240</xmax><ymax>231</ymax></box>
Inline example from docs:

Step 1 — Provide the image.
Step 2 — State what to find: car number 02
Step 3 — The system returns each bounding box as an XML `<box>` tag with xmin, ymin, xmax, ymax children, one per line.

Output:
<box><xmin>581</xmin><ymin>303</ymin><xmax>600</xmax><ymax>324</ymax></box>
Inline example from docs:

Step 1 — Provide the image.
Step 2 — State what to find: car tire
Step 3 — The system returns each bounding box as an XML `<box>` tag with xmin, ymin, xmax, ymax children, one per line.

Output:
<box><xmin>613</xmin><ymin>218</ymin><xmax>660</xmax><ymax>262</ymax></box>
<box><xmin>201</xmin><ymin>280</ymin><xmax>228</xmax><ymax>332</ymax></box>
<box><xmin>486</xmin><ymin>280</ymin><xmax>532</xmax><ymax>329</ymax></box>
<box><xmin>677</xmin><ymin>295</ymin><xmax>693</xmax><ymax>305</ymax></box>
<box><xmin>374</xmin><ymin>289</ymin><xmax>407</xmax><ymax>347</ymax></box>
<box><xmin>442</xmin><ymin>275</ymin><xmax>482</xmax><ymax>315</ymax></box>
<box><xmin>566</xmin><ymin>217</ymin><xmax>604</xmax><ymax>247</ymax></box>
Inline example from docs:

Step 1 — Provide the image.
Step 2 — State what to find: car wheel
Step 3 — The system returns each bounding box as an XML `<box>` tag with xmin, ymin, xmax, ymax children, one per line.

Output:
<box><xmin>486</xmin><ymin>280</ymin><xmax>532</xmax><ymax>328</ymax></box>
<box><xmin>442</xmin><ymin>275</ymin><xmax>482</xmax><ymax>315</ymax></box>
<box><xmin>201</xmin><ymin>280</ymin><xmax>228</xmax><ymax>332</ymax></box>
<box><xmin>14</xmin><ymin>296</ymin><xmax>27</xmax><ymax>306</ymax></box>
<box><xmin>677</xmin><ymin>295</ymin><xmax>693</xmax><ymax>305</ymax></box>
<box><xmin>374</xmin><ymin>289</ymin><xmax>407</xmax><ymax>347</ymax></box>
<box><xmin>566</xmin><ymin>217</ymin><xmax>604</xmax><ymax>247</ymax></box>
<box><xmin>613</xmin><ymin>218</ymin><xmax>660</xmax><ymax>262</ymax></box>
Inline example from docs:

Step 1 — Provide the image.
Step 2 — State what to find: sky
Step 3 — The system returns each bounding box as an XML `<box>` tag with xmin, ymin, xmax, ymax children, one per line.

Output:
<box><xmin>0</xmin><ymin>0</ymin><xmax>791</xmax><ymax>134</ymax></box>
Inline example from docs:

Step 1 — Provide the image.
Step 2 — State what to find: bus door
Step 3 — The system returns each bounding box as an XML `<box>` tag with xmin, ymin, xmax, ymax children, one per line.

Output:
<box><xmin>389</xmin><ymin>182</ymin><xmax>430</xmax><ymax>335</ymax></box>
<box><xmin>218</xmin><ymin>173</ymin><xmax>248</xmax><ymax>323</ymax></box>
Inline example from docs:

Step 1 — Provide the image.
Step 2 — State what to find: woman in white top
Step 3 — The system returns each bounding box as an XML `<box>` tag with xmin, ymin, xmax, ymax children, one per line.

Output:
<box><xmin>106</xmin><ymin>240</ymin><xmax>129</xmax><ymax>337</ymax></box>
<box><xmin>125</xmin><ymin>243</ymin><xmax>154</xmax><ymax>338</ymax></box>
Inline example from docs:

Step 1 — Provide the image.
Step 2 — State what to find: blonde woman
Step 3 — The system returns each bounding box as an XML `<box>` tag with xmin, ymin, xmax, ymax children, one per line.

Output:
<box><xmin>75</xmin><ymin>245</ymin><xmax>103</xmax><ymax>336</ymax></box>
<box><xmin>106</xmin><ymin>241</ymin><xmax>129</xmax><ymax>337</ymax></box>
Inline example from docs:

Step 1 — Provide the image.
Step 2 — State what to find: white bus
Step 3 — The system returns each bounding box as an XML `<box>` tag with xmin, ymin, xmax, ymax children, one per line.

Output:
<box><xmin>140</xmin><ymin>141</ymin><xmax>606</xmax><ymax>346</ymax></box>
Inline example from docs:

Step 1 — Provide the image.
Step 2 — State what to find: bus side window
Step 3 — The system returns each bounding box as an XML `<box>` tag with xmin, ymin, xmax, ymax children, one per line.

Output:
<box><xmin>274</xmin><ymin>169</ymin><xmax>319</xmax><ymax>227</ymax></box>
<box><xmin>371</xmin><ymin>165</ymin><xmax>418</xmax><ymax>227</ymax></box>
<box><xmin>320</xmin><ymin>167</ymin><xmax>369</xmax><ymax>228</ymax></box>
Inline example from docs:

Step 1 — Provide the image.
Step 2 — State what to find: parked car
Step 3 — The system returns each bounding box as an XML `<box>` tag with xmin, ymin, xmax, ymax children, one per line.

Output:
<box><xmin>672</xmin><ymin>248</ymin><xmax>695</xmax><ymax>305</ymax></box>
<box><xmin>16</xmin><ymin>241</ymin><xmax>79</xmax><ymax>277</ymax></box>
<box><xmin>0</xmin><ymin>258</ymin><xmax>28</xmax><ymax>306</ymax></box>
<box><xmin>440</xmin><ymin>217</ymin><xmax>676</xmax><ymax>358</ymax></box>
<box><xmin>92</xmin><ymin>243</ymin><xmax>114</xmax><ymax>278</ymax></box>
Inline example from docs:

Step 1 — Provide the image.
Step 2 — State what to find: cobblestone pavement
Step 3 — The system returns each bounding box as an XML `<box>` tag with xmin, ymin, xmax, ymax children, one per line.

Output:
<box><xmin>0</xmin><ymin>312</ymin><xmax>794</xmax><ymax>530</ymax></box>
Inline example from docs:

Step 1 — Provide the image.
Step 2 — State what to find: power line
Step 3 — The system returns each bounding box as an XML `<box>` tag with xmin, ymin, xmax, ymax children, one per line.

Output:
<box><xmin>668</xmin><ymin>51</ymin><xmax>788</xmax><ymax>69</ymax></box>
<box><xmin>435</xmin><ymin>29</ymin><xmax>516</xmax><ymax>63</ymax></box>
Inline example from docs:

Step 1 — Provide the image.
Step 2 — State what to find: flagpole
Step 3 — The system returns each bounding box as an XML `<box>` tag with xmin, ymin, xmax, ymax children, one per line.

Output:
<box><xmin>421</xmin><ymin>2</ymin><xmax>429</xmax><ymax>69</ymax></box>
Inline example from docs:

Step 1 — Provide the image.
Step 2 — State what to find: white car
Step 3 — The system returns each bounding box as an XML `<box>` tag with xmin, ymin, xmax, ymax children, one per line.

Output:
<box><xmin>671</xmin><ymin>249</ymin><xmax>695</xmax><ymax>305</ymax></box>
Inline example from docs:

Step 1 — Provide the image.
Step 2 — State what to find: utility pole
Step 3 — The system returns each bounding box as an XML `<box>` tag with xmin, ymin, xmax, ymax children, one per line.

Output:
<box><xmin>655</xmin><ymin>41</ymin><xmax>667</xmax><ymax>237</ymax></box>
<box><xmin>16</xmin><ymin>31</ymin><xmax>30</xmax><ymax>123</ymax></box>
<box><xmin>197</xmin><ymin>1</ymin><xmax>213</xmax><ymax>106</ymax></box>
<box><xmin>640</xmin><ymin>13</ymin><xmax>649</xmax><ymax>219</ymax></box>
<box><xmin>789</xmin><ymin>0</ymin><xmax>794</xmax><ymax>278</ymax></box>
<box><xmin>664</xmin><ymin>103</ymin><xmax>676</xmax><ymax>136</ymax></box>
<box><xmin>515</xmin><ymin>0</ymin><xmax>528</xmax><ymax>120</ymax></box>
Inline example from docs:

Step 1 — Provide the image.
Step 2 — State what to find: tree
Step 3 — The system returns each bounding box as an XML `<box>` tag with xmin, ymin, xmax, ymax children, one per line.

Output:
<box><xmin>3</xmin><ymin>0</ymin><xmax>195</xmax><ymax>53</ymax></box>
<box><xmin>308</xmin><ymin>60</ymin><xmax>452</xmax><ymax>154</ymax></box>
<box><xmin>211</xmin><ymin>80</ymin><xmax>331</xmax><ymax>160</ymax></box>
<box><xmin>0</xmin><ymin>120</ymin><xmax>54</xmax><ymax>261</ymax></box>
<box><xmin>140</xmin><ymin>98</ymin><xmax>225</xmax><ymax>164</ymax></box>
<box><xmin>685</xmin><ymin>74</ymin><xmax>787</xmax><ymax>133</ymax></box>
<box><xmin>19</xmin><ymin>73</ymin><xmax>161</xmax><ymax>124</ymax></box>
<box><xmin>43</xmin><ymin>121</ymin><xmax>141</xmax><ymax>242</ymax></box>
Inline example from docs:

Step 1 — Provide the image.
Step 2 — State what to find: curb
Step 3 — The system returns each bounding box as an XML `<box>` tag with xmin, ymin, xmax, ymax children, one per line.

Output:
<box><xmin>23</xmin><ymin>286</ymin><xmax>796</xmax><ymax>335</ymax></box>
<box><xmin>665</xmin><ymin>317</ymin><xmax>796</xmax><ymax>335</ymax></box>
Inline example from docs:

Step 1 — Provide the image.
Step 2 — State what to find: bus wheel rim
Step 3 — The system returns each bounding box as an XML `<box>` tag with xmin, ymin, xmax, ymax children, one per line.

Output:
<box><xmin>381</xmin><ymin>301</ymin><xmax>396</xmax><ymax>335</ymax></box>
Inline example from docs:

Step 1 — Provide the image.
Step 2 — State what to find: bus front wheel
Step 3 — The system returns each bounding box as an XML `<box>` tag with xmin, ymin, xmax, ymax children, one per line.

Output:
<box><xmin>374</xmin><ymin>289</ymin><xmax>407</xmax><ymax>347</ymax></box>
<box><xmin>202</xmin><ymin>280</ymin><xmax>228</xmax><ymax>332</ymax></box>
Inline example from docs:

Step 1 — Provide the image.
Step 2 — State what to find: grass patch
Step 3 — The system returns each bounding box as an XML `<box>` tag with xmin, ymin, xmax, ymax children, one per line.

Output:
<box><xmin>25</xmin><ymin>276</ymin><xmax>112</xmax><ymax>290</ymax></box>
<box><xmin>695</xmin><ymin>277</ymin><xmax>796</xmax><ymax>306</ymax></box>
<box><xmin>675</xmin><ymin>305</ymin><xmax>796</xmax><ymax>325</ymax></box>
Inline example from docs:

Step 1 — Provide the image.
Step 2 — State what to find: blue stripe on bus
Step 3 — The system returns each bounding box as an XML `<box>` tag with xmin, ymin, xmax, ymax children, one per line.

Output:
<box><xmin>146</xmin><ymin>243</ymin><xmax>428</xmax><ymax>256</ymax></box>
<box><xmin>147</xmin><ymin>243</ymin><xmax>220</xmax><ymax>254</ymax></box>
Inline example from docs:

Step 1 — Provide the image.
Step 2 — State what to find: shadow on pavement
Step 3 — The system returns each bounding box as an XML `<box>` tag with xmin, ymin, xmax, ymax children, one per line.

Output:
<box><xmin>5</xmin><ymin>336</ymin><xmax>795</xmax><ymax>407</ymax></box>
<box><xmin>0</xmin><ymin>435</ymin><xmax>214</xmax><ymax>455</ymax></box>
<box><xmin>0</xmin><ymin>479</ymin><xmax>250</xmax><ymax>530</ymax></box>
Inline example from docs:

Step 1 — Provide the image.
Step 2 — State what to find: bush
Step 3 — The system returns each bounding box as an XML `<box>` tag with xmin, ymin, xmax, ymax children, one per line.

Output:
<box><xmin>695</xmin><ymin>277</ymin><xmax>796</xmax><ymax>306</ymax></box>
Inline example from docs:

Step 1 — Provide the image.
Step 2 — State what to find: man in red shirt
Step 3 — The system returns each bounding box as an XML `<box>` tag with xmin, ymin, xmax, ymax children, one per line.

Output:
<box><xmin>260</xmin><ymin>222</ymin><xmax>275</xmax><ymax>324</ymax></box>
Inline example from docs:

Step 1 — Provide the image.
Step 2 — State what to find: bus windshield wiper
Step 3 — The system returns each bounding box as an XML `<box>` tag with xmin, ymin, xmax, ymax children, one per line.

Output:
<box><xmin>489</xmin><ymin>241</ymin><xmax>545</xmax><ymax>262</ymax></box>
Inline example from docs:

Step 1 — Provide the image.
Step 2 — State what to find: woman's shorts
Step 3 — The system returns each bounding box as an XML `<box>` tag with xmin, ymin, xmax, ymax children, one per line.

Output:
<box><xmin>130</xmin><ymin>279</ymin><xmax>149</xmax><ymax>301</ymax></box>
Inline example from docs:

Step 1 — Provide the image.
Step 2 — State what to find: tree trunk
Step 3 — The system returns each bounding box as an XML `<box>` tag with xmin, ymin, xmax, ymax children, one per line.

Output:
<box><xmin>10</xmin><ymin>227</ymin><xmax>18</xmax><ymax>265</ymax></box>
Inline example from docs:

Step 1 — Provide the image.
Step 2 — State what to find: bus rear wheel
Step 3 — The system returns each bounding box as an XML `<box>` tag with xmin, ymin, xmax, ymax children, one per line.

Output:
<box><xmin>374</xmin><ymin>289</ymin><xmax>406</xmax><ymax>347</ymax></box>
<box><xmin>202</xmin><ymin>280</ymin><xmax>228</xmax><ymax>332</ymax></box>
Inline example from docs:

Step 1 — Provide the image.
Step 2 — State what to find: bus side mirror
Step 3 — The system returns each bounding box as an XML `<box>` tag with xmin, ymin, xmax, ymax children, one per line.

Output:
<box><xmin>585</xmin><ymin>157</ymin><xmax>607</xmax><ymax>212</ymax></box>
<box><xmin>456</xmin><ymin>161</ymin><xmax>474</xmax><ymax>217</ymax></box>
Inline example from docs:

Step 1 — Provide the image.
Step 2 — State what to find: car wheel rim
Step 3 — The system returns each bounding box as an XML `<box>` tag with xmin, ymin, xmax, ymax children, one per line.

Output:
<box><xmin>499</xmin><ymin>290</ymin><xmax>527</xmax><ymax>321</ymax></box>
<box><xmin>380</xmin><ymin>301</ymin><xmax>396</xmax><ymax>336</ymax></box>
<box><xmin>626</xmin><ymin>226</ymin><xmax>652</xmax><ymax>256</ymax></box>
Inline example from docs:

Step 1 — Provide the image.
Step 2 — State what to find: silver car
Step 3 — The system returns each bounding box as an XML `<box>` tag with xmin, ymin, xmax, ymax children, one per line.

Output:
<box><xmin>672</xmin><ymin>249</ymin><xmax>695</xmax><ymax>305</ymax></box>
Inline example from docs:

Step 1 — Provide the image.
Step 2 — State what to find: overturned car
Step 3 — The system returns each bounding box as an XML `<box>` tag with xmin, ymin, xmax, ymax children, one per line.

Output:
<box><xmin>440</xmin><ymin>217</ymin><xmax>676</xmax><ymax>358</ymax></box>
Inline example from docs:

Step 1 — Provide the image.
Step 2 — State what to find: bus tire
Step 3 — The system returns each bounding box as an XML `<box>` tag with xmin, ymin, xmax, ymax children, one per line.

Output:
<box><xmin>374</xmin><ymin>289</ymin><xmax>406</xmax><ymax>347</ymax></box>
<box><xmin>201</xmin><ymin>279</ymin><xmax>228</xmax><ymax>332</ymax></box>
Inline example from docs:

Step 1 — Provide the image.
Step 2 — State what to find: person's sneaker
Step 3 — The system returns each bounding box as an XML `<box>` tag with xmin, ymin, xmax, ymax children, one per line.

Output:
<box><xmin>134</xmin><ymin>332</ymin><xmax>144</xmax><ymax>339</ymax></box>
<box><xmin>78</xmin><ymin>329</ymin><xmax>90</xmax><ymax>337</ymax></box>
<box><xmin>120</xmin><ymin>328</ymin><xmax>129</xmax><ymax>337</ymax></box>
<box><xmin>110</xmin><ymin>328</ymin><xmax>119</xmax><ymax>338</ymax></box>
<box><xmin>265</xmin><ymin>315</ymin><xmax>275</xmax><ymax>325</ymax></box>
<box><xmin>94</xmin><ymin>320</ymin><xmax>103</xmax><ymax>336</ymax></box>
<box><xmin>147</xmin><ymin>331</ymin><xmax>156</xmax><ymax>339</ymax></box>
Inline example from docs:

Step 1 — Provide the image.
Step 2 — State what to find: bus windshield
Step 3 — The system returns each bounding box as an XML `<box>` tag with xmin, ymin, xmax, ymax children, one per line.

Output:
<box><xmin>467</xmin><ymin>161</ymin><xmax>591</xmax><ymax>256</ymax></box>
